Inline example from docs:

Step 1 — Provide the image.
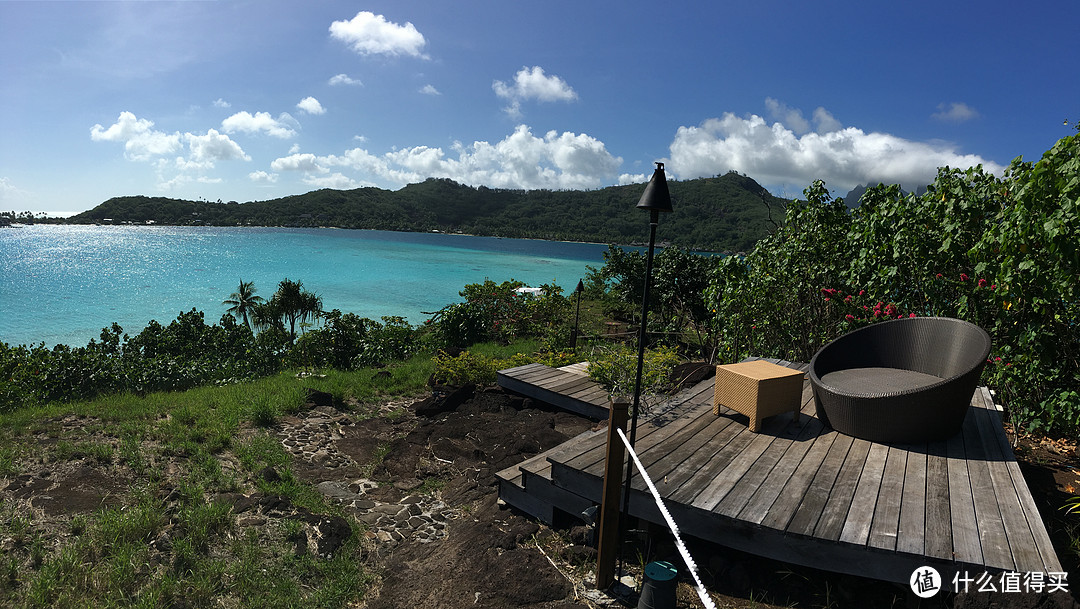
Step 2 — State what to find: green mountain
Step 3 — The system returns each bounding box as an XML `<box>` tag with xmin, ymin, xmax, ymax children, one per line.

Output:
<box><xmin>70</xmin><ymin>172</ymin><xmax>786</xmax><ymax>252</ymax></box>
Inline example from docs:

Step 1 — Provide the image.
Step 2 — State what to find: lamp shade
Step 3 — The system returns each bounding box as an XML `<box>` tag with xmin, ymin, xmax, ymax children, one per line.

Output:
<box><xmin>636</xmin><ymin>162</ymin><xmax>673</xmax><ymax>213</ymax></box>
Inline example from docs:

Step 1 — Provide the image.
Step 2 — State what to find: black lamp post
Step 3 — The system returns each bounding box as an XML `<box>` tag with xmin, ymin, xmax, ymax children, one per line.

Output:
<box><xmin>619</xmin><ymin>162</ymin><xmax>672</xmax><ymax>568</ymax></box>
<box><xmin>571</xmin><ymin>279</ymin><xmax>585</xmax><ymax>350</ymax></box>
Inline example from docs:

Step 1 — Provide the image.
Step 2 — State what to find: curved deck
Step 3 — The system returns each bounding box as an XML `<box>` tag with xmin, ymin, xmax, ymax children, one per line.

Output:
<box><xmin>496</xmin><ymin>359</ymin><xmax>1062</xmax><ymax>584</ymax></box>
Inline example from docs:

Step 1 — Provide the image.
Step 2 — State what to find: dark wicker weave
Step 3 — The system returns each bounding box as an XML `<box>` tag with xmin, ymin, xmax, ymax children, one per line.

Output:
<box><xmin>809</xmin><ymin>317</ymin><xmax>991</xmax><ymax>443</ymax></box>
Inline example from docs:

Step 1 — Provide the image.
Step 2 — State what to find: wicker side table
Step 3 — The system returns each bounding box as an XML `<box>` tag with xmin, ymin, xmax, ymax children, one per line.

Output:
<box><xmin>713</xmin><ymin>360</ymin><xmax>805</xmax><ymax>432</ymax></box>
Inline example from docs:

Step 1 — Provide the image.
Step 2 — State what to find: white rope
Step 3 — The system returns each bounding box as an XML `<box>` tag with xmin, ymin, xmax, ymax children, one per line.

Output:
<box><xmin>617</xmin><ymin>427</ymin><xmax>717</xmax><ymax>609</ymax></box>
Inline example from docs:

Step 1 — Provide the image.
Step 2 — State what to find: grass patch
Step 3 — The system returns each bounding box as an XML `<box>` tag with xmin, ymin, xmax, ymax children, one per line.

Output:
<box><xmin>0</xmin><ymin>341</ymin><xmax>559</xmax><ymax>607</ymax></box>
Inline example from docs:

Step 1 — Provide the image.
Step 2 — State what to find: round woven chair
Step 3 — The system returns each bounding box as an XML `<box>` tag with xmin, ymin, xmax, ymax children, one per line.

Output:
<box><xmin>809</xmin><ymin>317</ymin><xmax>991</xmax><ymax>444</ymax></box>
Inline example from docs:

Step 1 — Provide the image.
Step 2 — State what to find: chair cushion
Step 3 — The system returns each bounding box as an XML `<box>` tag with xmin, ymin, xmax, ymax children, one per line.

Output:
<box><xmin>819</xmin><ymin>367</ymin><xmax>944</xmax><ymax>396</ymax></box>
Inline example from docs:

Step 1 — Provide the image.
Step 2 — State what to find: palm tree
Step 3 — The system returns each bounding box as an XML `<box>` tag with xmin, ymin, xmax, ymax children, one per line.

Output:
<box><xmin>223</xmin><ymin>280</ymin><xmax>264</xmax><ymax>329</ymax></box>
<box><xmin>270</xmin><ymin>278</ymin><xmax>323</xmax><ymax>342</ymax></box>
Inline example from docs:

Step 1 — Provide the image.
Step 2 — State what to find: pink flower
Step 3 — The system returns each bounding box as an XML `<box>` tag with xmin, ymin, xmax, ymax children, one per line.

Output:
<box><xmin>824</xmin><ymin>297</ymin><xmax>830</xmax><ymax>302</ymax></box>
<box><xmin>960</xmin><ymin>273</ymin><xmax>969</xmax><ymax>282</ymax></box>
<box><xmin>935</xmin><ymin>273</ymin><xmax>943</xmax><ymax>279</ymax></box>
<box><xmin>994</xmin><ymin>356</ymin><xmax>1002</xmax><ymax>362</ymax></box>
<box><xmin>991</xmin><ymin>284</ymin><xmax>997</xmax><ymax>290</ymax></box>
<box><xmin>845</xmin><ymin>314</ymin><xmax>855</xmax><ymax>321</ymax></box>
<box><xmin>858</xmin><ymin>290</ymin><xmax>866</xmax><ymax>296</ymax></box>
<box><xmin>978</xmin><ymin>278</ymin><xmax>988</xmax><ymax>287</ymax></box>
<box><xmin>909</xmin><ymin>313</ymin><xmax>916</xmax><ymax>318</ymax></box>
<box><xmin>844</xmin><ymin>295</ymin><xmax>853</xmax><ymax>303</ymax></box>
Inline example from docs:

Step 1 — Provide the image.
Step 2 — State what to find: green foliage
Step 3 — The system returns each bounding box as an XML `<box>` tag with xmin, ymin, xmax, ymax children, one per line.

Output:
<box><xmin>587</xmin><ymin>245</ymin><xmax>719</xmax><ymax>359</ymax></box>
<box><xmin>67</xmin><ymin>173</ymin><xmax>784</xmax><ymax>252</ymax></box>
<box><xmin>431</xmin><ymin>345</ymin><xmax>581</xmax><ymax>387</ymax></box>
<box><xmin>702</xmin><ymin>132</ymin><xmax>1080</xmax><ymax>434</ymax></box>
<box><xmin>0</xmin><ymin>311</ymin><xmax>285</xmax><ymax>411</ymax></box>
<box><xmin>426</xmin><ymin>279</ymin><xmax>571</xmax><ymax>349</ymax></box>
<box><xmin>291</xmin><ymin>312</ymin><xmax>421</xmax><ymax>370</ymax></box>
<box><xmin>586</xmin><ymin>344</ymin><xmax>681</xmax><ymax>397</ymax></box>
<box><xmin>432</xmin><ymin>350</ymin><xmax>499</xmax><ymax>386</ymax></box>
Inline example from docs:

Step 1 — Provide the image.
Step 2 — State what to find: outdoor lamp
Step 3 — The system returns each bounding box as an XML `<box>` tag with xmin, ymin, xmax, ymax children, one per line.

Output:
<box><xmin>619</xmin><ymin>162</ymin><xmax>672</xmax><ymax>572</ymax></box>
<box><xmin>629</xmin><ymin>162</ymin><xmax>672</xmax><ymax>445</ymax></box>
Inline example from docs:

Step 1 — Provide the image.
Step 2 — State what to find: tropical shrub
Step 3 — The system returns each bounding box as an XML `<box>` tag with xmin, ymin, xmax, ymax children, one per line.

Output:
<box><xmin>426</xmin><ymin>279</ymin><xmax>572</xmax><ymax>349</ymax></box>
<box><xmin>586</xmin><ymin>343</ymin><xmax>681</xmax><ymax>397</ymax></box>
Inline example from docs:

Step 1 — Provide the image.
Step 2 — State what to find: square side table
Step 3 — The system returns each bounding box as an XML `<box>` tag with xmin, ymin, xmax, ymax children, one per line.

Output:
<box><xmin>713</xmin><ymin>360</ymin><xmax>805</xmax><ymax>432</ymax></box>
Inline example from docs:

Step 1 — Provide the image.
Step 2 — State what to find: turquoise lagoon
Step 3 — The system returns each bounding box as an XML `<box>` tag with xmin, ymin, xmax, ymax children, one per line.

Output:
<box><xmin>0</xmin><ymin>225</ymin><xmax>612</xmax><ymax>348</ymax></box>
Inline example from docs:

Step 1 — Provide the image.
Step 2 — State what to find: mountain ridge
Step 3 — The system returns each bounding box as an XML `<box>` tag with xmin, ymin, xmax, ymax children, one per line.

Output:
<box><xmin>69</xmin><ymin>172</ymin><xmax>787</xmax><ymax>252</ymax></box>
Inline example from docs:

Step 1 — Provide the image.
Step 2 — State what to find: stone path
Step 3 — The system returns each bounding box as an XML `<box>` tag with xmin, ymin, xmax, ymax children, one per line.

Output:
<box><xmin>277</xmin><ymin>405</ymin><xmax>460</xmax><ymax>550</ymax></box>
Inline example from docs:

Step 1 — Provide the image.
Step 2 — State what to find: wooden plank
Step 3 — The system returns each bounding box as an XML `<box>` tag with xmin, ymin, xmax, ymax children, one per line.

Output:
<box><xmin>995</xmin><ymin>454</ymin><xmax>1064</xmax><ymax>572</ymax></box>
<box><xmin>895</xmin><ymin>445</ymin><xmax>927</xmax><ymax>556</ymax></box>
<box><xmin>815</xmin><ymin>437</ymin><xmax>873</xmax><ymax>541</ymax></box>
<box><xmin>762</xmin><ymin>423</ymin><xmax>838</xmax><ymax>531</ymax></box>
<box><xmin>497</xmin><ymin>371</ymin><xmax>609</xmax><ymax>419</ymax></box>
<box><xmin>689</xmin><ymin>431</ymin><xmax>777</xmax><ymax>511</ymax></box>
<box><xmin>667</xmin><ymin>422</ymin><xmax>758</xmax><ymax>506</ymax></box>
<box><xmin>838</xmin><ymin>441</ymin><xmax>889</xmax><ymax>546</ymax></box>
<box><xmin>740</xmin><ymin>416</ymin><xmax>824</xmax><ymax>525</ymax></box>
<box><xmin>947</xmin><ymin>424</ymin><xmax>982</xmax><ymax>565</ymax></box>
<box><xmin>786</xmin><ymin>432</ymin><xmax>854</xmax><ymax>536</ymax></box>
<box><xmin>961</xmin><ymin>406</ymin><xmax>1012</xmax><ymax>570</ymax></box>
<box><xmin>623</xmin><ymin>409</ymin><xmax>724</xmax><ymax>485</ymax></box>
<box><xmin>867</xmin><ymin>446</ymin><xmax>908</xmax><ymax>551</ymax></box>
<box><xmin>972</xmin><ymin>389</ymin><xmax>1056</xmax><ymax>573</ymax></box>
<box><xmin>587</xmin><ymin>405</ymin><xmax>716</xmax><ymax>479</ymax></box>
<box><xmin>562</xmin><ymin>399</ymin><xmax>701</xmax><ymax>473</ymax></box>
<box><xmin>923</xmin><ymin>439</ymin><xmax>953</xmax><ymax>561</ymax></box>
<box><xmin>716</xmin><ymin>412</ymin><xmax>812</xmax><ymax>518</ymax></box>
<box><xmin>652</xmin><ymin>416</ymin><xmax>744</xmax><ymax>498</ymax></box>
<box><xmin>502</xmin><ymin>364</ymin><xmax>560</xmax><ymax>383</ymax></box>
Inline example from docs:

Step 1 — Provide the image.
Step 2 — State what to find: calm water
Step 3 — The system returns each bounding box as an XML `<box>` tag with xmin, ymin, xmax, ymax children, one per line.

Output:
<box><xmin>0</xmin><ymin>225</ymin><xmax>612</xmax><ymax>348</ymax></box>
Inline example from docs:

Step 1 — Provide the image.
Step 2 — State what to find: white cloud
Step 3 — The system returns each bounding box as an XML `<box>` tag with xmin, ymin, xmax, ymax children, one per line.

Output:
<box><xmin>933</xmin><ymin>102</ymin><xmax>980</xmax><ymax>123</ymax></box>
<box><xmin>213</xmin><ymin>98</ymin><xmax>231</xmax><ymax>109</ymax></box>
<box><xmin>765</xmin><ymin>98</ymin><xmax>843</xmax><ymax>135</ymax></box>
<box><xmin>289</xmin><ymin>143</ymin><xmax>301</xmax><ymax>154</ymax></box>
<box><xmin>668</xmin><ymin>112</ymin><xmax>1004</xmax><ymax>193</ymax></box>
<box><xmin>0</xmin><ymin>176</ymin><xmax>29</xmax><ymax>206</ymax></box>
<box><xmin>303</xmin><ymin>173</ymin><xmax>364</xmax><ymax>190</ymax></box>
<box><xmin>297</xmin><ymin>96</ymin><xmax>326</xmax><ymax>115</ymax></box>
<box><xmin>419</xmin><ymin>84</ymin><xmax>441</xmax><ymax>96</ymax></box>
<box><xmin>812</xmin><ymin>107</ymin><xmax>842</xmax><ymax>133</ymax></box>
<box><xmin>221</xmin><ymin>111</ymin><xmax>297</xmax><ymax>138</ymax></box>
<box><xmin>184</xmin><ymin>129</ymin><xmax>250</xmax><ymax>163</ymax></box>
<box><xmin>765</xmin><ymin>98</ymin><xmax>810</xmax><ymax>135</ymax></box>
<box><xmin>278</xmin><ymin>124</ymin><xmax>621</xmax><ymax>191</ymax></box>
<box><xmin>90</xmin><ymin>111</ymin><xmax>182</xmax><ymax>161</ymax></box>
<box><xmin>493</xmin><ymin>67</ymin><xmax>578</xmax><ymax>116</ymax></box>
<box><xmin>92</xmin><ymin>111</ymin><xmax>252</xmax><ymax>192</ymax></box>
<box><xmin>249</xmin><ymin>170</ymin><xmax>279</xmax><ymax>183</ymax></box>
<box><xmin>329</xmin><ymin>11</ymin><xmax>427</xmax><ymax>58</ymax></box>
<box><xmin>270</xmin><ymin>153</ymin><xmax>327</xmax><ymax>173</ymax></box>
<box><xmin>329</xmin><ymin>73</ymin><xmax>363</xmax><ymax>86</ymax></box>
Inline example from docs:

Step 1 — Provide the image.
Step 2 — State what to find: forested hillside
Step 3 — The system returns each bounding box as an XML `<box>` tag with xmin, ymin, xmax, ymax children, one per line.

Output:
<box><xmin>70</xmin><ymin>172</ymin><xmax>786</xmax><ymax>252</ymax></box>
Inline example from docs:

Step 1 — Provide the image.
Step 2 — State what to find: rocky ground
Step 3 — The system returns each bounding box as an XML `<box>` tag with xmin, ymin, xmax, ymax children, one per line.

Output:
<box><xmin>3</xmin><ymin>384</ymin><xmax>1078</xmax><ymax>608</ymax></box>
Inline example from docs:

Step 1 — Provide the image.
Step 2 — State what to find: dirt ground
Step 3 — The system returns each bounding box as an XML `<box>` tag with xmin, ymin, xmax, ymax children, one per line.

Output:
<box><xmin>2</xmin><ymin>385</ymin><xmax>1078</xmax><ymax>608</ymax></box>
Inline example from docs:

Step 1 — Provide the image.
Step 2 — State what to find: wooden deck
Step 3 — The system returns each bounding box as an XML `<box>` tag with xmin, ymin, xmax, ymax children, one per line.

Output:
<box><xmin>496</xmin><ymin>359</ymin><xmax>1062</xmax><ymax>584</ymax></box>
<box><xmin>497</xmin><ymin>362</ymin><xmax>610</xmax><ymax>420</ymax></box>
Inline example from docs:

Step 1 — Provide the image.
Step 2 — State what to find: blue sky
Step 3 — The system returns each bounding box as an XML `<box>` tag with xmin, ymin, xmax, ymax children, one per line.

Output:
<box><xmin>2</xmin><ymin>1</ymin><xmax>1076</xmax><ymax>216</ymax></box>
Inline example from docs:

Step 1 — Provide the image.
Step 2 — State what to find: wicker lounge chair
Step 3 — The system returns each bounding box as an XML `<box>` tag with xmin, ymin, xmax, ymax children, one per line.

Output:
<box><xmin>809</xmin><ymin>317</ymin><xmax>991</xmax><ymax>443</ymax></box>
